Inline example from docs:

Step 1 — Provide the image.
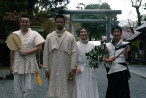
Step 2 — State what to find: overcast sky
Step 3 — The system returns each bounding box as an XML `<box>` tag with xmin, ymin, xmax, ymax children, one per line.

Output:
<box><xmin>67</xmin><ymin>0</ymin><xmax>146</xmax><ymax>22</ymax></box>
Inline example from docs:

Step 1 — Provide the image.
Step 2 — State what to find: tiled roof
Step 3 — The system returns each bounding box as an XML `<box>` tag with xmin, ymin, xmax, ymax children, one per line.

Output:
<box><xmin>127</xmin><ymin>32</ymin><xmax>143</xmax><ymax>41</ymax></box>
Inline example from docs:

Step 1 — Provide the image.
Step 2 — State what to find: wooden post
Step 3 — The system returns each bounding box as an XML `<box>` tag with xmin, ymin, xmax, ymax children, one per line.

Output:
<box><xmin>106</xmin><ymin>14</ymin><xmax>111</xmax><ymax>42</ymax></box>
<box><xmin>69</xmin><ymin>14</ymin><xmax>73</xmax><ymax>33</ymax></box>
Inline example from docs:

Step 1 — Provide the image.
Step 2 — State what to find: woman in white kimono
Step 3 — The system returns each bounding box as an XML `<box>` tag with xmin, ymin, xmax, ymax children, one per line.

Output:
<box><xmin>75</xmin><ymin>28</ymin><xmax>99</xmax><ymax>98</ymax></box>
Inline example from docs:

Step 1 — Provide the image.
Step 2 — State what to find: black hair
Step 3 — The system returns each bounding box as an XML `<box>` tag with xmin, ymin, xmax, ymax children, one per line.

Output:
<box><xmin>55</xmin><ymin>14</ymin><xmax>65</xmax><ymax>22</ymax></box>
<box><xmin>78</xmin><ymin>27</ymin><xmax>88</xmax><ymax>37</ymax></box>
<box><xmin>111</xmin><ymin>25</ymin><xmax>122</xmax><ymax>34</ymax></box>
<box><xmin>20</xmin><ymin>14</ymin><xmax>29</xmax><ymax>21</ymax></box>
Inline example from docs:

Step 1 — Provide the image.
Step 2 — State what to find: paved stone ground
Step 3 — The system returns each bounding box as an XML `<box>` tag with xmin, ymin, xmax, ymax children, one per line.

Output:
<box><xmin>129</xmin><ymin>64</ymin><xmax>146</xmax><ymax>78</ymax></box>
<box><xmin>0</xmin><ymin>65</ymin><xmax>146</xmax><ymax>98</ymax></box>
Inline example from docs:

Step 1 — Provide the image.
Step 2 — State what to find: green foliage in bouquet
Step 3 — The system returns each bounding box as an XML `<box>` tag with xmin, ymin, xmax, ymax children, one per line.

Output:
<box><xmin>85</xmin><ymin>46</ymin><xmax>107</xmax><ymax>68</ymax></box>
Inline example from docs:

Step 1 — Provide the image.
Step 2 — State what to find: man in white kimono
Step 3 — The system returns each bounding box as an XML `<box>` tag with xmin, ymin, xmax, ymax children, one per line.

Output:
<box><xmin>43</xmin><ymin>14</ymin><xmax>77</xmax><ymax>98</ymax></box>
<box><xmin>10</xmin><ymin>15</ymin><xmax>45</xmax><ymax>98</ymax></box>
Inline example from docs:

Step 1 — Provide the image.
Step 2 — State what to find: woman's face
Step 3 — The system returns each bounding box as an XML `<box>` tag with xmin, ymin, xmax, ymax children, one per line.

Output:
<box><xmin>79</xmin><ymin>29</ymin><xmax>88</xmax><ymax>40</ymax></box>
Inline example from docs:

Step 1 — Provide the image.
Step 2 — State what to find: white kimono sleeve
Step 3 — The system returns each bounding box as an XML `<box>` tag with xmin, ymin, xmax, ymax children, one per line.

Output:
<box><xmin>43</xmin><ymin>35</ymin><xmax>49</xmax><ymax>69</ymax></box>
<box><xmin>34</xmin><ymin>32</ymin><xmax>45</xmax><ymax>46</ymax></box>
<box><xmin>70</xmin><ymin>36</ymin><xmax>77</xmax><ymax>70</ymax></box>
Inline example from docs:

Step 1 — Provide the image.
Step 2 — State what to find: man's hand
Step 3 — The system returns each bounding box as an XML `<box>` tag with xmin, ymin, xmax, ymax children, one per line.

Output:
<box><xmin>104</xmin><ymin>55</ymin><xmax>116</xmax><ymax>64</ymax></box>
<box><xmin>123</xmin><ymin>50</ymin><xmax>129</xmax><ymax>59</ymax></box>
<box><xmin>68</xmin><ymin>70</ymin><xmax>74</xmax><ymax>79</ymax></box>
<box><xmin>19</xmin><ymin>44</ymin><xmax>42</xmax><ymax>56</ymax></box>
<box><xmin>109</xmin><ymin>57</ymin><xmax>116</xmax><ymax>63</ymax></box>
<box><xmin>45</xmin><ymin>70</ymin><xmax>50</xmax><ymax>79</ymax></box>
<box><xmin>19</xmin><ymin>49</ymin><xmax>29</xmax><ymax>56</ymax></box>
<box><xmin>123</xmin><ymin>45</ymin><xmax>130</xmax><ymax>59</ymax></box>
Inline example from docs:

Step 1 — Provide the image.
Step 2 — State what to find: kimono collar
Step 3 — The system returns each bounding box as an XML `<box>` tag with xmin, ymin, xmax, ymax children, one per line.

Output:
<box><xmin>20</xmin><ymin>28</ymin><xmax>31</xmax><ymax>36</ymax></box>
<box><xmin>55</xmin><ymin>27</ymin><xmax>66</xmax><ymax>37</ymax></box>
<box><xmin>80</xmin><ymin>38</ymin><xmax>89</xmax><ymax>44</ymax></box>
<box><xmin>111</xmin><ymin>39</ymin><xmax>123</xmax><ymax>48</ymax></box>
<box><xmin>20</xmin><ymin>28</ymin><xmax>31</xmax><ymax>34</ymax></box>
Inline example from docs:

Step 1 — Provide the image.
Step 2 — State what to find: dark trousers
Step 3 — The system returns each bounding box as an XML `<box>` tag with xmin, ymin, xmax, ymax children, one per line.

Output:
<box><xmin>106</xmin><ymin>70</ymin><xmax>130</xmax><ymax>98</ymax></box>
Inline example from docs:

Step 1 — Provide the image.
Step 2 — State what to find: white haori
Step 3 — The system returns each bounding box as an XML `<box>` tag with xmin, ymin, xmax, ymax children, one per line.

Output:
<box><xmin>43</xmin><ymin>30</ymin><xmax>77</xmax><ymax>98</ymax></box>
<box><xmin>12</xmin><ymin>28</ymin><xmax>45</xmax><ymax>74</ymax></box>
<box><xmin>106</xmin><ymin>39</ymin><xmax>129</xmax><ymax>74</ymax></box>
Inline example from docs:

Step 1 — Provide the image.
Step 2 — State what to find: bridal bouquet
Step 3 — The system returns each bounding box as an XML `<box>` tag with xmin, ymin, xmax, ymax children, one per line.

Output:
<box><xmin>85</xmin><ymin>45</ymin><xmax>107</xmax><ymax>68</ymax></box>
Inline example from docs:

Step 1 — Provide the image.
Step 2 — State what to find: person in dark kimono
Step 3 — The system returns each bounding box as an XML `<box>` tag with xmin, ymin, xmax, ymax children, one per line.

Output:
<box><xmin>104</xmin><ymin>25</ymin><xmax>131</xmax><ymax>98</ymax></box>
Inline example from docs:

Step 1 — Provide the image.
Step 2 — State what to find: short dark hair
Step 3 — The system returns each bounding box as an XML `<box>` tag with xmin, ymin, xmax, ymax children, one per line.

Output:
<box><xmin>111</xmin><ymin>25</ymin><xmax>122</xmax><ymax>33</ymax></box>
<box><xmin>55</xmin><ymin>14</ymin><xmax>65</xmax><ymax>22</ymax></box>
<box><xmin>20</xmin><ymin>14</ymin><xmax>29</xmax><ymax>21</ymax></box>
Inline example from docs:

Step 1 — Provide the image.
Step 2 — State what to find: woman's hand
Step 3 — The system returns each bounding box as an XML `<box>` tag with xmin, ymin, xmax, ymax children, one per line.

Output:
<box><xmin>76</xmin><ymin>66</ymin><xmax>81</xmax><ymax>74</ymax></box>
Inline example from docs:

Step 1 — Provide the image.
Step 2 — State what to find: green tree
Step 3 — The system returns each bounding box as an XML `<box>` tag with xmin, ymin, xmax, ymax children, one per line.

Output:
<box><xmin>0</xmin><ymin>0</ymin><xmax>69</xmax><ymax>39</ymax></box>
<box><xmin>38</xmin><ymin>0</ymin><xmax>69</xmax><ymax>17</ymax></box>
<box><xmin>0</xmin><ymin>0</ymin><xmax>29</xmax><ymax>39</ymax></box>
<box><xmin>0</xmin><ymin>0</ymin><xmax>28</xmax><ymax>17</ymax></box>
<box><xmin>0</xmin><ymin>0</ymin><xmax>69</xmax><ymax>18</ymax></box>
<box><xmin>75</xmin><ymin>3</ymin><xmax>118</xmax><ymax>40</ymax></box>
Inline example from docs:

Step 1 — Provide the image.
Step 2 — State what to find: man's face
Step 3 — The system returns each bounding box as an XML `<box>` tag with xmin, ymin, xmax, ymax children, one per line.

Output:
<box><xmin>55</xmin><ymin>18</ymin><xmax>65</xmax><ymax>30</ymax></box>
<box><xmin>79</xmin><ymin>29</ymin><xmax>88</xmax><ymax>40</ymax></box>
<box><xmin>19</xmin><ymin>17</ymin><xmax>30</xmax><ymax>31</ymax></box>
<box><xmin>112</xmin><ymin>29</ymin><xmax>122</xmax><ymax>40</ymax></box>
